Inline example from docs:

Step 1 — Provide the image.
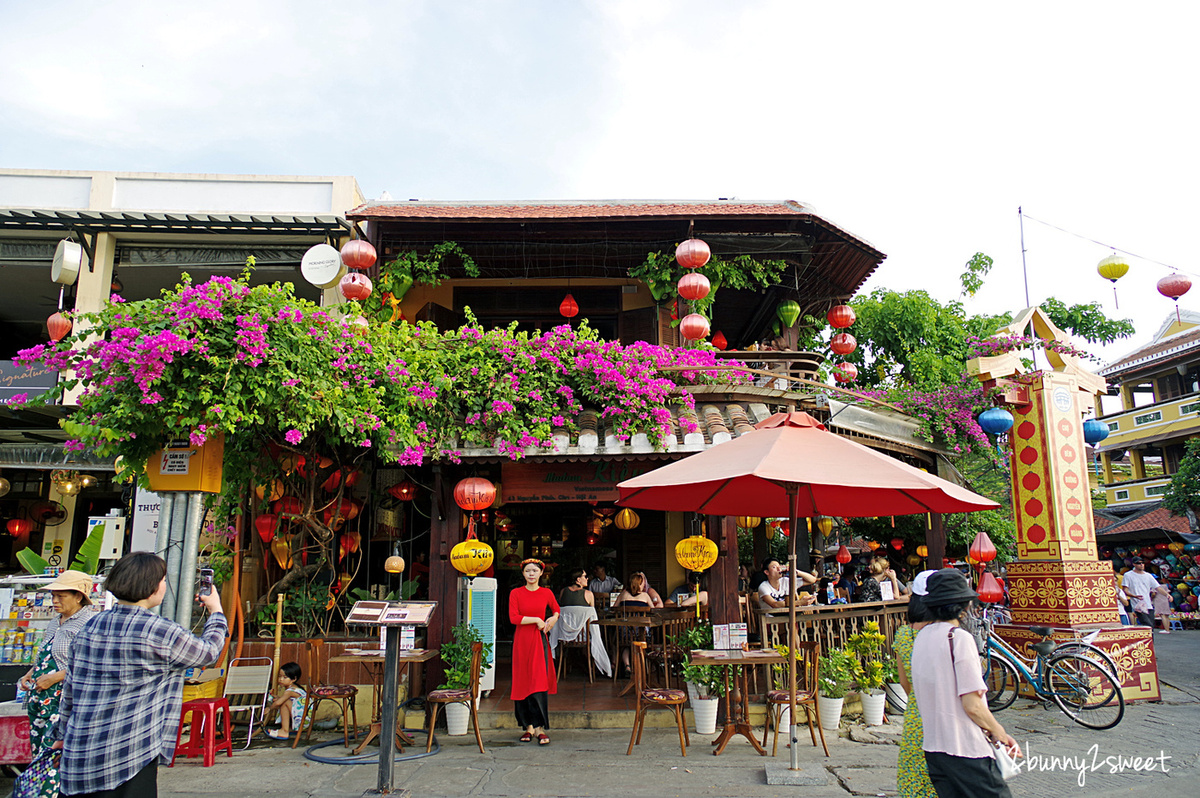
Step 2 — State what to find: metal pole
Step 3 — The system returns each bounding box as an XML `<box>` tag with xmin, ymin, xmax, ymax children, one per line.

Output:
<box><xmin>786</xmin><ymin>487</ymin><xmax>801</xmax><ymax>771</ymax></box>
<box><xmin>163</xmin><ymin>492</ymin><xmax>187</xmax><ymax>623</ymax></box>
<box><xmin>377</xmin><ymin>624</ymin><xmax>401</xmax><ymax>791</ymax></box>
<box><xmin>176</xmin><ymin>491</ymin><xmax>205</xmax><ymax>628</ymax></box>
<box><xmin>152</xmin><ymin>493</ymin><xmax>176</xmax><ymax>616</ymax></box>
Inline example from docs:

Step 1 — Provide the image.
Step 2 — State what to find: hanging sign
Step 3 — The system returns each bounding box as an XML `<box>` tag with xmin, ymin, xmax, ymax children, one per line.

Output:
<box><xmin>501</xmin><ymin>461</ymin><xmax>653</xmax><ymax>503</ymax></box>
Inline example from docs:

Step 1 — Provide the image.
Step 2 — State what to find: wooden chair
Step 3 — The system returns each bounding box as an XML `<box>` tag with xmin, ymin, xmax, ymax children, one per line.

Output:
<box><xmin>648</xmin><ymin>610</ymin><xmax>696</xmax><ymax>689</ymax></box>
<box><xmin>293</xmin><ymin>639</ymin><xmax>359</xmax><ymax>748</ymax></box>
<box><xmin>425</xmin><ymin>641</ymin><xmax>485</xmax><ymax>754</ymax></box>
<box><xmin>555</xmin><ymin>607</ymin><xmax>595</xmax><ymax>683</ymax></box>
<box><xmin>626</xmin><ymin>640</ymin><xmax>689</xmax><ymax>757</ymax></box>
<box><xmin>763</xmin><ymin>640</ymin><xmax>829</xmax><ymax>757</ymax></box>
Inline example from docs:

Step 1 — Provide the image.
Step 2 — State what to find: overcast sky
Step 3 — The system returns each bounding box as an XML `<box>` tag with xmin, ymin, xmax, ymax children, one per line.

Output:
<box><xmin>2</xmin><ymin>1</ymin><xmax>1197</xmax><ymax>366</ymax></box>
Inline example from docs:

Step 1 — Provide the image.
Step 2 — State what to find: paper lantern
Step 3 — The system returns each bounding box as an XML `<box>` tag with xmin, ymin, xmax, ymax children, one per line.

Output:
<box><xmin>6</xmin><ymin>519</ymin><xmax>34</xmax><ymax>536</ymax></box>
<box><xmin>977</xmin><ymin>408</ymin><xmax>1014</xmax><ymax>436</ymax></box>
<box><xmin>780</xmin><ymin>520</ymin><xmax>791</xmax><ymax>537</ymax></box>
<box><xmin>1169</xmin><ymin>542</ymin><xmax>1184</xmax><ymax>554</ymax></box>
<box><xmin>0</xmin><ymin>478</ymin><xmax>9</xmax><ymax>498</ymax></box>
<box><xmin>712</xmin><ymin>331</ymin><xmax>728</xmax><ymax>350</ymax></box>
<box><xmin>836</xmin><ymin>545</ymin><xmax>852</xmax><ymax>564</ymax></box>
<box><xmin>254</xmin><ymin>480</ymin><xmax>285</xmax><ymax>502</ymax></box>
<box><xmin>815</xmin><ymin>516</ymin><xmax>834</xmax><ymax>536</ymax></box>
<box><xmin>677</xmin><ymin>272</ymin><xmax>711</xmax><ymax>301</ymax></box>
<box><xmin>338</xmin><ymin>272</ymin><xmax>373</xmax><ymax>301</ymax></box>
<box><xmin>830</xmin><ymin>332</ymin><xmax>857</xmax><ymax>355</ymax></box>
<box><xmin>271</xmin><ymin>537</ymin><xmax>293</xmax><ymax>569</ymax></box>
<box><xmin>675</xmin><ymin>239</ymin><xmax>711</xmax><ymax>269</ymax></box>
<box><xmin>388</xmin><ymin>480</ymin><xmax>417</xmax><ymax>501</ymax></box>
<box><xmin>1097</xmin><ymin>254</ymin><xmax>1130</xmax><ymax>307</ymax></box>
<box><xmin>559</xmin><ymin>293</ymin><xmax>579</xmax><ymax>318</ymax></box>
<box><xmin>675</xmin><ymin>535</ymin><xmax>719</xmax><ymax>572</ymax></box>
<box><xmin>1158</xmin><ymin>273</ymin><xmax>1192</xmax><ymax>323</ymax></box>
<box><xmin>890</xmin><ymin>537</ymin><xmax>904</xmax><ymax>551</ymax></box>
<box><xmin>680</xmin><ymin>313</ymin><xmax>710</xmax><ymax>341</ymax></box>
<box><xmin>827</xmin><ymin>305</ymin><xmax>856</xmax><ymax>329</ymax></box>
<box><xmin>254</xmin><ymin>514</ymin><xmax>278</xmax><ymax>544</ymax></box>
<box><xmin>977</xmin><ymin>572</ymin><xmax>1005</xmax><ymax>603</ymax></box>
<box><xmin>916</xmin><ymin>545</ymin><xmax>928</xmax><ymax>557</ymax></box>
<box><xmin>1082</xmin><ymin>419</ymin><xmax>1109</xmax><ymax>445</ymax></box>
<box><xmin>47</xmin><ymin>312</ymin><xmax>72</xmax><ymax>342</ymax></box>
<box><xmin>969</xmin><ymin>531</ymin><xmax>998</xmax><ymax>563</ymax></box>
<box><xmin>384</xmin><ymin>555</ymin><xmax>406</xmax><ymax>574</ymax></box>
<box><xmin>736</xmin><ymin>516</ymin><xmax>761</xmax><ymax>529</ymax></box>
<box><xmin>451</xmin><ymin>537</ymin><xmax>494</xmax><ymax>576</ymax></box>
<box><xmin>274</xmin><ymin>496</ymin><xmax>303</xmax><ymax>515</ymax></box>
<box><xmin>776</xmin><ymin>300</ymin><xmax>801</xmax><ymax>329</ymax></box>
<box><xmin>834</xmin><ymin>362</ymin><xmax>858</xmax><ymax>383</ymax></box>
<box><xmin>454</xmin><ymin>477</ymin><xmax>496</xmax><ymax>511</ymax></box>
<box><xmin>614</xmin><ymin>508</ymin><xmax>640</xmax><ymax>530</ymax></box>
<box><xmin>340</xmin><ymin>239</ymin><xmax>377</xmax><ymax>271</ymax></box>
<box><xmin>906</xmin><ymin>554</ymin><xmax>922</xmax><ymax>567</ymax></box>
<box><xmin>867</xmin><ymin>540</ymin><xmax>881</xmax><ymax>551</ymax></box>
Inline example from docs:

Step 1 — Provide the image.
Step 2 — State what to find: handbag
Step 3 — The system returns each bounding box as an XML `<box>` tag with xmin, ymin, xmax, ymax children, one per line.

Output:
<box><xmin>991</xmin><ymin>740</ymin><xmax>1021</xmax><ymax>779</ymax></box>
<box><xmin>12</xmin><ymin>746</ymin><xmax>60</xmax><ymax>798</ymax></box>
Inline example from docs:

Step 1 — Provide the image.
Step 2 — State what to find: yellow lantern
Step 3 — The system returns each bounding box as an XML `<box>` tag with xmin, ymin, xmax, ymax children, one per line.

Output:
<box><xmin>614</xmin><ymin>508</ymin><xmax>640</xmax><ymax>530</ymax></box>
<box><xmin>766</xmin><ymin>520</ymin><xmax>779</xmax><ymax>540</ymax></box>
<box><xmin>384</xmin><ymin>556</ymin><xmax>406</xmax><ymax>574</ymax></box>
<box><xmin>451</xmin><ymin>538</ymin><xmax>495</xmax><ymax>577</ymax></box>
<box><xmin>675</xmin><ymin>535</ymin><xmax>719</xmax><ymax>572</ymax></box>
<box><xmin>255</xmin><ymin>479</ymin><xmax>285</xmax><ymax>502</ymax></box>
<box><xmin>816</xmin><ymin>516</ymin><xmax>834</xmax><ymax>536</ymax></box>
<box><xmin>736</xmin><ymin>516</ymin><xmax>761</xmax><ymax>529</ymax></box>
<box><xmin>1097</xmin><ymin>253</ymin><xmax>1131</xmax><ymax>306</ymax></box>
<box><xmin>490</xmin><ymin>482</ymin><xmax>505</xmax><ymax>509</ymax></box>
<box><xmin>867</xmin><ymin>540</ymin><xmax>881</xmax><ymax>551</ymax></box>
<box><xmin>916</xmin><ymin>545</ymin><xmax>928</xmax><ymax>557</ymax></box>
<box><xmin>906</xmin><ymin>554</ymin><xmax>921</xmax><ymax>567</ymax></box>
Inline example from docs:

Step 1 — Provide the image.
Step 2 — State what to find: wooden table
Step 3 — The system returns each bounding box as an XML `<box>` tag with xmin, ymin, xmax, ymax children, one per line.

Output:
<box><xmin>689</xmin><ymin>649</ymin><xmax>786</xmax><ymax>756</ymax></box>
<box><xmin>594</xmin><ymin>608</ymin><xmax>694</xmax><ymax>694</ymax></box>
<box><xmin>328</xmin><ymin>648</ymin><xmax>439</xmax><ymax>754</ymax></box>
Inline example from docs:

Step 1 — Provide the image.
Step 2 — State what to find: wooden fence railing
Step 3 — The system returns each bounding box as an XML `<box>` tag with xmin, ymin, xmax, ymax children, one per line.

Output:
<box><xmin>757</xmin><ymin>599</ymin><xmax>911</xmax><ymax>653</ymax></box>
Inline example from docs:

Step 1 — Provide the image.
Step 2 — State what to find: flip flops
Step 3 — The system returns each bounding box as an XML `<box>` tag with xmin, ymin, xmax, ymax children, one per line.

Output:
<box><xmin>519</xmin><ymin>732</ymin><xmax>533</xmax><ymax>742</ymax></box>
<box><xmin>265</xmin><ymin>730</ymin><xmax>290</xmax><ymax>740</ymax></box>
<box><xmin>537</xmin><ymin>734</ymin><xmax>550</xmax><ymax>746</ymax></box>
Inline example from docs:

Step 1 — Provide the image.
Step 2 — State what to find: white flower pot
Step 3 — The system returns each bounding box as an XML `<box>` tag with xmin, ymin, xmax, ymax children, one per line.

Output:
<box><xmin>685</xmin><ymin>681</ymin><xmax>700</xmax><ymax>704</ymax></box>
<box><xmin>691</xmin><ymin>696</ymin><xmax>719</xmax><ymax>735</ymax></box>
<box><xmin>444</xmin><ymin>701</ymin><xmax>471</xmax><ymax>736</ymax></box>
<box><xmin>884</xmin><ymin>682</ymin><xmax>908</xmax><ymax>713</ymax></box>
<box><xmin>860</xmin><ymin>689</ymin><xmax>886</xmax><ymax>726</ymax></box>
<box><xmin>818</xmin><ymin>695</ymin><xmax>844</xmax><ymax>731</ymax></box>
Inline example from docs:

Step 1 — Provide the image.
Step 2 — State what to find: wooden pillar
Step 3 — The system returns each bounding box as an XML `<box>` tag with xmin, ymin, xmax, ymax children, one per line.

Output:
<box><xmin>925</xmin><ymin>513</ymin><xmax>946</xmax><ymax>570</ymax></box>
<box><xmin>426</xmin><ymin>466</ymin><xmax>461</xmax><ymax>691</ymax></box>
<box><xmin>707</xmin><ymin>515</ymin><xmax>739</xmax><ymax>625</ymax></box>
<box><xmin>752</xmin><ymin>520</ymin><xmax>766</xmax><ymax>576</ymax></box>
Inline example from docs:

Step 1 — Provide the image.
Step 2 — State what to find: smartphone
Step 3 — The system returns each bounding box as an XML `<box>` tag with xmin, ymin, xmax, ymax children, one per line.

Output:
<box><xmin>199</xmin><ymin>567</ymin><xmax>214</xmax><ymax>597</ymax></box>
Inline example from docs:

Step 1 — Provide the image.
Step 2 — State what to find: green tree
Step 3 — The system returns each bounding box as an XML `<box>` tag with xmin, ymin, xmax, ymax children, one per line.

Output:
<box><xmin>1163</xmin><ymin>438</ymin><xmax>1200</xmax><ymax>533</ymax></box>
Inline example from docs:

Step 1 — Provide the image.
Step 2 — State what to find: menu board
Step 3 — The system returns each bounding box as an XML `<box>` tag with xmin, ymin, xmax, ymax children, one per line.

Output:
<box><xmin>346</xmin><ymin>600</ymin><xmax>437</xmax><ymax>626</ymax></box>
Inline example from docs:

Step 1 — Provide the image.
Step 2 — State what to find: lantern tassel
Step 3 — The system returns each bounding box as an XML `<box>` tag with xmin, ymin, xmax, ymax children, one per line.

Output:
<box><xmin>1113</xmin><ymin>284</ymin><xmax>1120</xmax><ymax>309</ymax></box>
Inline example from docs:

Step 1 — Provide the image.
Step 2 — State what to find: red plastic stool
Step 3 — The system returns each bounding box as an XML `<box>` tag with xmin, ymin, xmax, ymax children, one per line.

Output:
<box><xmin>170</xmin><ymin>697</ymin><xmax>233</xmax><ymax>767</ymax></box>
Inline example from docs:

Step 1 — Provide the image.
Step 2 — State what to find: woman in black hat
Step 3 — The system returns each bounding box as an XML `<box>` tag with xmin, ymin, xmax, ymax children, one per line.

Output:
<box><xmin>910</xmin><ymin>569</ymin><xmax>1020</xmax><ymax>798</ymax></box>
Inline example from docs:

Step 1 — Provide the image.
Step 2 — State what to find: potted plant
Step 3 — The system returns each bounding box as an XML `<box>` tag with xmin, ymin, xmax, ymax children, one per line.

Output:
<box><xmin>846</xmin><ymin>621</ymin><xmax>888</xmax><ymax>726</ymax></box>
<box><xmin>438</xmin><ymin>623</ymin><xmax>493</xmax><ymax>735</ymax></box>
<box><xmin>769</xmin><ymin>643</ymin><xmax>810</xmax><ymax>731</ymax></box>
<box><xmin>672</xmin><ymin>621</ymin><xmax>714</xmax><ymax>703</ymax></box>
<box><xmin>817</xmin><ymin>647</ymin><xmax>856</xmax><ymax>731</ymax></box>
<box><xmin>881</xmin><ymin>656</ymin><xmax>907</xmax><ymax>713</ymax></box>
<box><xmin>679</xmin><ymin>661</ymin><xmax>728</xmax><ymax>734</ymax></box>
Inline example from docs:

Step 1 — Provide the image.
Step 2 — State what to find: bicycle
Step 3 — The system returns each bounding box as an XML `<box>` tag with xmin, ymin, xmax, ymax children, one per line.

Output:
<box><xmin>973</xmin><ymin>607</ymin><xmax>1124</xmax><ymax>730</ymax></box>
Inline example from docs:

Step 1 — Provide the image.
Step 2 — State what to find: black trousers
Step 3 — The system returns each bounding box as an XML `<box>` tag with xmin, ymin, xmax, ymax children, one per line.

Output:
<box><xmin>925</xmin><ymin>751</ymin><xmax>1010</xmax><ymax>798</ymax></box>
<box><xmin>68</xmin><ymin>760</ymin><xmax>158</xmax><ymax>798</ymax></box>
<box><xmin>1134</xmin><ymin>609</ymin><xmax>1155</xmax><ymax>627</ymax></box>
<box><xmin>514</xmin><ymin>692</ymin><xmax>550</xmax><ymax>730</ymax></box>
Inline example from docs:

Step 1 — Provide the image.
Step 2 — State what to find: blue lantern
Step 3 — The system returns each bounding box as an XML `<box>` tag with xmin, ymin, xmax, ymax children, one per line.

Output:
<box><xmin>1082</xmin><ymin>418</ymin><xmax>1110</xmax><ymax>445</ymax></box>
<box><xmin>977</xmin><ymin>407</ymin><xmax>1014</xmax><ymax>436</ymax></box>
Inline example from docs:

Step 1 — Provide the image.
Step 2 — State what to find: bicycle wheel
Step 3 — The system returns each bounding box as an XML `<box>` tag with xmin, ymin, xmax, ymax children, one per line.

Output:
<box><xmin>983</xmin><ymin>653</ymin><xmax>1020</xmax><ymax>711</ymax></box>
<box><xmin>1044</xmin><ymin>653</ymin><xmax>1124</xmax><ymax>730</ymax></box>
<box><xmin>1053</xmin><ymin>642</ymin><xmax>1121</xmax><ymax>701</ymax></box>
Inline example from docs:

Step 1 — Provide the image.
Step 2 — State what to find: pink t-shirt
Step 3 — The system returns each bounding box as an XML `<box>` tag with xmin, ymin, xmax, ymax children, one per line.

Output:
<box><xmin>911</xmin><ymin>622</ymin><xmax>992</xmax><ymax>758</ymax></box>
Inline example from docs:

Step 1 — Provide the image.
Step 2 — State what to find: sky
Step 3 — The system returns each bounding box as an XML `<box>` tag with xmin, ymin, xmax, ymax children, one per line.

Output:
<box><xmin>2</xmin><ymin>0</ymin><xmax>1198</xmax><ymax>368</ymax></box>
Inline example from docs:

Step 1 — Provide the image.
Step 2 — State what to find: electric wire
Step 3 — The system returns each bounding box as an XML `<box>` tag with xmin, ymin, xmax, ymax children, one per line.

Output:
<box><xmin>1020</xmin><ymin>212</ymin><xmax>1199</xmax><ymax>278</ymax></box>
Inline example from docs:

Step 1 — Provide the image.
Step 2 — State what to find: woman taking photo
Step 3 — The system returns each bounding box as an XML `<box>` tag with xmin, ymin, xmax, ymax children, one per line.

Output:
<box><xmin>17</xmin><ymin>570</ymin><xmax>93</xmax><ymax>798</ymax></box>
<box><xmin>509</xmin><ymin>558</ymin><xmax>559</xmax><ymax>745</ymax></box>
<box><xmin>912</xmin><ymin>569</ymin><xmax>1020</xmax><ymax>798</ymax></box>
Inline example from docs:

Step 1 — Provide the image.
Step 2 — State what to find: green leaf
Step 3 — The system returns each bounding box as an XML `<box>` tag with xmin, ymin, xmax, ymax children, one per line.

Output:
<box><xmin>70</xmin><ymin>521</ymin><xmax>109</xmax><ymax>575</ymax></box>
<box><xmin>16</xmin><ymin>548</ymin><xmax>49</xmax><ymax>576</ymax></box>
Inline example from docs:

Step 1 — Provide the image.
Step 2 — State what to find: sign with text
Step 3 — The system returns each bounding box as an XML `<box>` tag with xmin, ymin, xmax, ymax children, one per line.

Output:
<box><xmin>501</xmin><ymin>461</ymin><xmax>655</xmax><ymax>503</ymax></box>
<box><xmin>0</xmin><ymin>361</ymin><xmax>58</xmax><ymax>403</ymax></box>
<box><xmin>131</xmin><ymin>488</ymin><xmax>161</xmax><ymax>553</ymax></box>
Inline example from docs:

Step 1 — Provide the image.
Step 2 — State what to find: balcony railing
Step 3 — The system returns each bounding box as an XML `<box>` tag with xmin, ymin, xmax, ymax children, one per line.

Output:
<box><xmin>1099</xmin><ymin>391</ymin><xmax>1200</xmax><ymax>450</ymax></box>
<box><xmin>1105</xmin><ymin>476</ymin><xmax>1171</xmax><ymax>508</ymax></box>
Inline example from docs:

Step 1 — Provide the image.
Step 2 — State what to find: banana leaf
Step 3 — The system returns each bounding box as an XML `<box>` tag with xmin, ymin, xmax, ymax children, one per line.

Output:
<box><xmin>16</xmin><ymin>547</ymin><xmax>49</xmax><ymax>575</ymax></box>
<box><xmin>69</xmin><ymin>522</ymin><xmax>107</xmax><ymax>575</ymax></box>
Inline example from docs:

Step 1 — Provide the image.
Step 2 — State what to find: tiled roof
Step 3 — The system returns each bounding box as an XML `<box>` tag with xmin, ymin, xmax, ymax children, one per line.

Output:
<box><xmin>1101</xmin><ymin>322</ymin><xmax>1200</xmax><ymax>377</ymax></box>
<box><xmin>1096</xmin><ymin>505</ymin><xmax>1191</xmax><ymax>536</ymax></box>
<box><xmin>349</xmin><ymin>199</ymin><xmax>813</xmax><ymax>220</ymax></box>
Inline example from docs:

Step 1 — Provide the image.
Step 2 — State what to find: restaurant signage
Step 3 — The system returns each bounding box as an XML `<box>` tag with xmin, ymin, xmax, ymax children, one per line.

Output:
<box><xmin>501</xmin><ymin>461</ymin><xmax>655</xmax><ymax>503</ymax></box>
<box><xmin>0</xmin><ymin>361</ymin><xmax>58</xmax><ymax>403</ymax></box>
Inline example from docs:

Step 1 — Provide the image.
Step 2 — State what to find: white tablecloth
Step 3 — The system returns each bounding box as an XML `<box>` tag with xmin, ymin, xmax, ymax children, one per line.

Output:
<box><xmin>549</xmin><ymin>605</ymin><xmax>612</xmax><ymax>677</ymax></box>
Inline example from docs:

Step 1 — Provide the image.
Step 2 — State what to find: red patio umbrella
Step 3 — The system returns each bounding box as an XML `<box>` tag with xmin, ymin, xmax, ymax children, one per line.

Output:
<box><xmin>617</xmin><ymin>411</ymin><xmax>998</xmax><ymax>770</ymax></box>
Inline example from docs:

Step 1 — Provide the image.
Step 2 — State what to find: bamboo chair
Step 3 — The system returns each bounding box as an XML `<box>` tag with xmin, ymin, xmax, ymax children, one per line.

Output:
<box><xmin>763</xmin><ymin>639</ymin><xmax>829</xmax><ymax>757</ymax></box>
<box><xmin>626</xmin><ymin>641</ymin><xmax>689</xmax><ymax>757</ymax></box>
<box><xmin>293</xmin><ymin>639</ymin><xmax>359</xmax><ymax>748</ymax></box>
<box><xmin>425</xmin><ymin>641</ymin><xmax>485</xmax><ymax>754</ymax></box>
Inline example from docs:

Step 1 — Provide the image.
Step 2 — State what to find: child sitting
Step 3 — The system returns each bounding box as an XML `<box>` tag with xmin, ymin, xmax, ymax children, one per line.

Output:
<box><xmin>264</xmin><ymin>662</ymin><xmax>306</xmax><ymax>740</ymax></box>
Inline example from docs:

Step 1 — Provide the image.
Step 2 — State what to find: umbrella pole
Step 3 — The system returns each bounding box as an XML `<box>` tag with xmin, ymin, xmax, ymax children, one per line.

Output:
<box><xmin>787</xmin><ymin>486</ymin><xmax>801</xmax><ymax>771</ymax></box>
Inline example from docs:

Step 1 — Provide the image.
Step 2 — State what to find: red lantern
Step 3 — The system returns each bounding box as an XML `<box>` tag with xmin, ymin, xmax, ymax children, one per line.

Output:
<box><xmin>340</xmin><ymin>239</ymin><xmax>377</xmax><ymax>271</ymax></box>
<box><xmin>454</xmin><ymin>477</ymin><xmax>496</xmax><ymax>511</ymax></box>
<box><xmin>274</xmin><ymin>496</ymin><xmax>303</xmax><ymax>515</ymax></box>
<box><xmin>834</xmin><ymin>362</ymin><xmax>858</xmax><ymax>383</ymax></box>
<box><xmin>344</xmin><ymin>469</ymin><xmax>362</xmax><ymax>488</ymax></box>
<box><xmin>254</xmin><ymin>514</ymin><xmax>278</xmax><ymax>544</ymax></box>
<box><xmin>1157</xmin><ymin>273</ymin><xmax>1191</xmax><ymax>300</ymax></box>
<box><xmin>827</xmin><ymin>305</ymin><xmax>856</xmax><ymax>329</ymax></box>
<box><xmin>890</xmin><ymin>537</ymin><xmax>904</xmax><ymax>551</ymax></box>
<box><xmin>559</xmin><ymin>293</ymin><xmax>579</xmax><ymax>318</ymax></box>
<box><xmin>679</xmin><ymin>313</ymin><xmax>710</xmax><ymax>341</ymax></box>
<box><xmin>47</xmin><ymin>312</ymin><xmax>72</xmax><ymax>342</ymax></box>
<box><xmin>830</xmin><ymin>332</ymin><xmax>857</xmax><ymax>355</ymax></box>
<box><xmin>969</xmin><ymin>531</ymin><xmax>998</xmax><ymax>563</ymax></box>
<box><xmin>321</xmin><ymin>470</ymin><xmax>343</xmax><ymax>492</ymax></box>
<box><xmin>712</xmin><ymin>331</ymin><xmax>728</xmax><ymax>350</ymax></box>
<box><xmin>6</xmin><ymin>519</ymin><xmax>34</xmax><ymax>536</ymax></box>
<box><xmin>977</xmin><ymin>572</ymin><xmax>1005</xmax><ymax>603</ymax></box>
<box><xmin>586</xmin><ymin>532</ymin><xmax>600</xmax><ymax>545</ymax></box>
<box><xmin>677</xmin><ymin>272</ymin><xmax>711</xmax><ymax>301</ymax></box>
<box><xmin>388</xmin><ymin>480</ymin><xmax>417</xmax><ymax>501</ymax></box>
<box><xmin>339</xmin><ymin>273</ymin><xmax>373</xmax><ymax>301</ymax></box>
<box><xmin>836</xmin><ymin>545</ymin><xmax>852</xmax><ymax>564</ymax></box>
<box><xmin>675</xmin><ymin>238</ymin><xmax>711</xmax><ymax>269</ymax></box>
<box><xmin>780</xmin><ymin>520</ymin><xmax>791</xmax><ymax>537</ymax></box>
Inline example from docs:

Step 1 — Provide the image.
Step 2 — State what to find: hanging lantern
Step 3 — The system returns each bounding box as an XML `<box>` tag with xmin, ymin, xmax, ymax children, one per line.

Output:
<box><xmin>836</xmin><ymin>545</ymin><xmax>852</xmax><ymax>564</ymax></box>
<box><xmin>680</xmin><ymin>313</ymin><xmax>710</xmax><ymax>341</ymax></box>
<box><xmin>736</xmin><ymin>516</ymin><xmax>761</xmax><ymax>529</ymax></box>
<box><xmin>830</xmin><ymin>332</ymin><xmax>857</xmax><ymax>355</ymax></box>
<box><xmin>765</xmin><ymin>519</ymin><xmax>779</xmax><ymax>540</ymax></box>
<box><xmin>969</xmin><ymin>531</ymin><xmax>998</xmax><ymax>563</ymax></box>
<box><xmin>916</xmin><ymin>544</ymin><xmax>929</xmax><ymax>557</ymax></box>
<box><xmin>1096</xmin><ymin>254</ymin><xmax>1130</xmax><ymax>307</ymax></box>
<box><xmin>340</xmin><ymin>239</ymin><xmax>377</xmax><ymax>271</ymax></box>
<box><xmin>834</xmin><ymin>362</ymin><xmax>858</xmax><ymax>383</ymax></box>
<box><xmin>677</xmin><ymin>272</ymin><xmax>711</xmax><ymax>301</ymax></box>
<box><xmin>890</xmin><ymin>537</ymin><xmax>904</xmax><ymax>551</ymax></box>
<box><xmin>776</xmin><ymin>300</ymin><xmax>801</xmax><ymax>329</ymax></box>
<box><xmin>388</xmin><ymin>480</ymin><xmax>417</xmax><ymax>501</ymax></box>
<box><xmin>274</xmin><ymin>496</ymin><xmax>303</xmax><ymax>515</ymax></box>
<box><xmin>384</xmin><ymin>555</ymin><xmax>406</xmax><ymax>574</ymax></box>
<box><xmin>271</xmin><ymin>537</ymin><xmax>293</xmax><ymax>569</ymax></box>
<box><xmin>254</xmin><ymin>514</ymin><xmax>278</xmax><ymax>544</ymax></box>
<box><xmin>1082</xmin><ymin>418</ymin><xmax>1110</xmax><ymax>445</ymax></box>
<box><xmin>454</xmin><ymin>477</ymin><xmax>497</xmax><ymax>511</ymax></box>
<box><xmin>977</xmin><ymin>407</ymin><xmax>1014</xmax><ymax>436</ymax></box>
<box><xmin>586</xmin><ymin>532</ymin><xmax>600</xmax><ymax>545</ymax></box>
<box><xmin>6</xmin><ymin>519</ymin><xmax>34</xmax><ymax>536</ymax></box>
<box><xmin>675</xmin><ymin>534</ymin><xmax>719</xmax><ymax>572</ymax></box>
<box><xmin>451</xmin><ymin>537</ymin><xmax>494</xmax><ymax>576</ymax></box>
<box><xmin>779</xmin><ymin>520</ymin><xmax>792</xmax><ymax>537</ymax></box>
<box><xmin>559</xmin><ymin>293</ymin><xmax>579</xmax><ymax>318</ymax></box>
<box><xmin>0</xmin><ymin>478</ymin><xmax>9</xmax><ymax>498</ymax></box>
<box><xmin>827</xmin><ymin>304</ymin><xmax>856</xmax><ymax>329</ymax></box>
<box><xmin>866</xmin><ymin>540</ymin><xmax>881</xmax><ymax>551</ymax></box>
<box><xmin>47</xmin><ymin>312</ymin><xmax>72</xmax><ymax>343</ymax></box>
<box><xmin>711</xmin><ymin>330</ymin><xmax>728</xmax><ymax>350</ymax></box>
<box><xmin>338</xmin><ymin>272</ymin><xmax>373</xmax><ymax>301</ymax></box>
<box><xmin>675</xmin><ymin>238</ymin><xmax>711</xmax><ymax>269</ymax></box>
<box><xmin>1157</xmin><ymin>273</ymin><xmax>1192</xmax><ymax>323</ymax></box>
<box><xmin>906</xmin><ymin>554</ymin><xmax>922</xmax><ymax>567</ymax></box>
<box><xmin>255</xmin><ymin>479</ymin><xmax>285</xmax><ymax>502</ymax></box>
<box><xmin>977</xmin><ymin>572</ymin><xmax>1005</xmax><ymax>603</ymax></box>
<box><xmin>614</xmin><ymin>508</ymin><xmax>640</xmax><ymax>530</ymax></box>
<box><xmin>815</xmin><ymin>516</ymin><xmax>834</xmax><ymax>536</ymax></box>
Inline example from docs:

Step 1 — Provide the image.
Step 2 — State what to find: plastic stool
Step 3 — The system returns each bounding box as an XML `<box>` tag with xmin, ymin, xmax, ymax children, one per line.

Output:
<box><xmin>170</xmin><ymin>697</ymin><xmax>233</xmax><ymax>767</ymax></box>
<box><xmin>1169</xmin><ymin>618</ymin><xmax>1184</xmax><ymax>631</ymax></box>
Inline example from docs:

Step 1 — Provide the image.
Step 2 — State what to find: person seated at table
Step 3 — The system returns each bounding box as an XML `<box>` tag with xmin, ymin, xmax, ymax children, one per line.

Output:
<box><xmin>737</xmin><ymin>563</ymin><xmax>752</xmax><ymax>593</ymax></box>
<box><xmin>615</xmin><ymin>572</ymin><xmax>656</xmax><ymax>676</ymax></box>
<box><xmin>559</xmin><ymin>569</ymin><xmax>594</xmax><ymax>608</ymax></box>
<box><xmin>835</xmin><ymin>565</ymin><xmax>856</xmax><ymax>602</ymax></box>
<box><xmin>669</xmin><ymin>573</ymin><xmax>708</xmax><ymax>607</ymax></box>
<box><xmin>748</xmin><ymin>560</ymin><xmax>771</xmax><ymax>592</ymax></box>
<box><xmin>858</xmin><ymin>556</ymin><xmax>907</xmax><ymax>602</ymax></box>
<box><xmin>588</xmin><ymin>562</ymin><xmax>619</xmax><ymax>596</ymax></box>
<box><xmin>756</xmin><ymin>558</ymin><xmax>818</xmax><ymax>609</ymax></box>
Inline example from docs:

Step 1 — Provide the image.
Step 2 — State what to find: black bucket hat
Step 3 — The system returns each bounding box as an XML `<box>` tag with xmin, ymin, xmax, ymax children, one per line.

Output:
<box><xmin>923</xmin><ymin>568</ymin><xmax>978</xmax><ymax>607</ymax></box>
